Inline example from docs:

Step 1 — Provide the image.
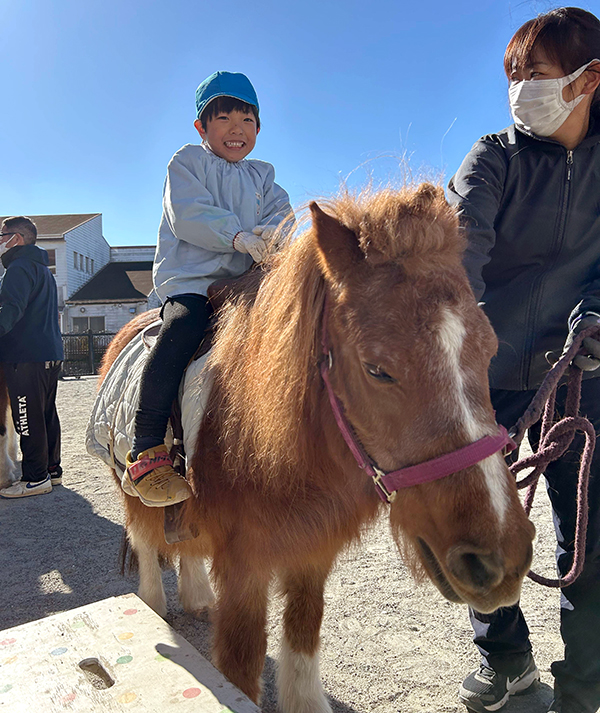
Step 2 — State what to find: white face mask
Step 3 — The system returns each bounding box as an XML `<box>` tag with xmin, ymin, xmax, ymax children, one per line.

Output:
<box><xmin>0</xmin><ymin>235</ymin><xmax>17</xmax><ymax>258</ymax></box>
<box><xmin>508</xmin><ymin>60</ymin><xmax>598</xmax><ymax>137</ymax></box>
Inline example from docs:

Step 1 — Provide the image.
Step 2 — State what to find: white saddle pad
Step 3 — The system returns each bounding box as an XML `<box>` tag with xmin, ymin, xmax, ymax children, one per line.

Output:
<box><xmin>85</xmin><ymin>321</ymin><xmax>213</xmax><ymax>482</ymax></box>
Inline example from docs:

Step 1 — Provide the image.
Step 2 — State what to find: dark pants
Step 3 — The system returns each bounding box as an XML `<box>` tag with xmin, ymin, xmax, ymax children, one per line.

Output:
<box><xmin>470</xmin><ymin>381</ymin><xmax>600</xmax><ymax>712</ymax></box>
<box><xmin>132</xmin><ymin>294</ymin><xmax>211</xmax><ymax>458</ymax></box>
<box><xmin>2</xmin><ymin>361</ymin><xmax>62</xmax><ymax>482</ymax></box>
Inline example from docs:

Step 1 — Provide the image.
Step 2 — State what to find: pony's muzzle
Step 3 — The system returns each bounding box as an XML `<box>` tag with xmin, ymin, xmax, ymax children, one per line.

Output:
<box><xmin>445</xmin><ymin>544</ymin><xmax>505</xmax><ymax>595</ymax></box>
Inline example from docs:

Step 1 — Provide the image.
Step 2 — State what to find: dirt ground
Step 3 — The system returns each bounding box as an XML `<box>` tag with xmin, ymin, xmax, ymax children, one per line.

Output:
<box><xmin>0</xmin><ymin>376</ymin><xmax>565</xmax><ymax>712</ymax></box>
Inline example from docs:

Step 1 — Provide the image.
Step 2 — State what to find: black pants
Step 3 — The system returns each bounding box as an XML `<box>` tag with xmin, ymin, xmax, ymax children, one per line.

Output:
<box><xmin>2</xmin><ymin>361</ymin><xmax>62</xmax><ymax>482</ymax></box>
<box><xmin>133</xmin><ymin>294</ymin><xmax>211</xmax><ymax>457</ymax></box>
<box><xmin>470</xmin><ymin>381</ymin><xmax>600</xmax><ymax>712</ymax></box>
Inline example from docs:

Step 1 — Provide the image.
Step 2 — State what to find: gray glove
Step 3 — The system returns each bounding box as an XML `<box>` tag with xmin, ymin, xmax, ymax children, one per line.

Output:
<box><xmin>564</xmin><ymin>314</ymin><xmax>600</xmax><ymax>371</ymax></box>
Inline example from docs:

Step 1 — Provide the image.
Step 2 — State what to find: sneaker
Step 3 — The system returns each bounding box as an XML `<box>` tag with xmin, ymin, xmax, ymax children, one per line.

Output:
<box><xmin>0</xmin><ymin>476</ymin><xmax>52</xmax><ymax>498</ymax></box>
<box><xmin>459</xmin><ymin>654</ymin><xmax>540</xmax><ymax>712</ymax></box>
<box><xmin>48</xmin><ymin>467</ymin><xmax>62</xmax><ymax>486</ymax></box>
<box><xmin>125</xmin><ymin>445</ymin><xmax>192</xmax><ymax>507</ymax></box>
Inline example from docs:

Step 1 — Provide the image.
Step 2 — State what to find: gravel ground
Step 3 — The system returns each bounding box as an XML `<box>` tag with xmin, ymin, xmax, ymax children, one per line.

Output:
<box><xmin>0</xmin><ymin>376</ymin><xmax>564</xmax><ymax>712</ymax></box>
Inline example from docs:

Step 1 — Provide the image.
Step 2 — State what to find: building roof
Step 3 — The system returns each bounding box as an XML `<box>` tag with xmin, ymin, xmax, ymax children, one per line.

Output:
<box><xmin>0</xmin><ymin>214</ymin><xmax>100</xmax><ymax>237</ymax></box>
<box><xmin>66</xmin><ymin>261</ymin><xmax>154</xmax><ymax>303</ymax></box>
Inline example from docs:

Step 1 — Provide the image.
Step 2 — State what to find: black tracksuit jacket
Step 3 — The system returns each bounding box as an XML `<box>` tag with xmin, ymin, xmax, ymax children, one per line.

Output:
<box><xmin>448</xmin><ymin>116</ymin><xmax>600</xmax><ymax>390</ymax></box>
<box><xmin>0</xmin><ymin>244</ymin><xmax>63</xmax><ymax>362</ymax></box>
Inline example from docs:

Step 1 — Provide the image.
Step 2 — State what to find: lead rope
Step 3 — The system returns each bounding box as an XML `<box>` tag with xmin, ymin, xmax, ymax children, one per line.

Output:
<box><xmin>509</xmin><ymin>325</ymin><xmax>600</xmax><ymax>587</ymax></box>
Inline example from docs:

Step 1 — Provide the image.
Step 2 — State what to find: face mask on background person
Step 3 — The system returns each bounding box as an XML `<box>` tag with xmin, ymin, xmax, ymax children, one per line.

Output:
<box><xmin>0</xmin><ymin>234</ymin><xmax>18</xmax><ymax>258</ymax></box>
<box><xmin>509</xmin><ymin>59</ymin><xmax>598</xmax><ymax>137</ymax></box>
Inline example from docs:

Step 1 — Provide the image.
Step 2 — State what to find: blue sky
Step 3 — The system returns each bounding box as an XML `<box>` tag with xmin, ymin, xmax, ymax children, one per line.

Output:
<box><xmin>1</xmin><ymin>0</ymin><xmax>599</xmax><ymax>246</ymax></box>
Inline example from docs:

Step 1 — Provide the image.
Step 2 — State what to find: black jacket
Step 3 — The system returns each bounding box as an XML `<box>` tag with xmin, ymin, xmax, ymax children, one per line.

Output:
<box><xmin>448</xmin><ymin>119</ymin><xmax>600</xmax><ymax>390</ymax></box>
<box><xmin>0</xmin><ymin>244</ymin><xmax>64</xmax><ymax>362</ymax></box>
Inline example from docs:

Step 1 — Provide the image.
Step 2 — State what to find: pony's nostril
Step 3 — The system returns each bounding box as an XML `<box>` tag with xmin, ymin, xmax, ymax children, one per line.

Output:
<box><xmin>446</xmin><ymin>545</ymin><xmax>504</xmax><ymax>593</ymax></box>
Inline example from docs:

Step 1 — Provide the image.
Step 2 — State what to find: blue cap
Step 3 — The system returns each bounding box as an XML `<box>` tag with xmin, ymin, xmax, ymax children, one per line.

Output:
<box><xmin>195</xmin><ymin>71</ymin><xmax>259</xmax><ymax>119</ymax></box>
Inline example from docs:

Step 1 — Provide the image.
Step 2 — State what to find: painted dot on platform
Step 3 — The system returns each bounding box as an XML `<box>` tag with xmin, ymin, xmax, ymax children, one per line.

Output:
<box><xmin>71</xmin><ymin>620</ymin><xmax>85</xmax><ymax>629</ymax></box>
<box><xmin>51</xmin><ymin>647</ymin><xmax>68</xmax><ymax>656</ymax></box>
<box><xmin>3</xmin><ymin>656</ymin><xmax>17</xmax><ymax>665</ymax></box>
<box><xmin>62</xmin><ymin>693</ymin><xmax>76</xmax><ymax>703</ymax></box>
<box><xmin>116</xmin><ymin>655</ymin><xmax>133</xmax><ymax>665</ymax></box>
<box><xmin>123</xmin><ymin>609</ymin><xmax>138</xmax><ymax>616</ymax></box>
<box><xmin>155</xmin><ymin>653</ymin><xmax>172</xmax><ymax>662</ymax></box>
<box><xmin>0</xmin><ymin>685</ymin><xmax>13</xmax><ymax>694</ymax></box>
<box><xmin>182</xmin><ymin>688</ymin><xmax>202</xmax><ymax>699</ymax></box>
<box><xmin>118</xmin><ymin>632</ymin><xmax>134</xmax><ymax>641</ymax></box>
<box><xmin>0</xmin><ymin>639</ymin><xmax>16</xmax><ymax>646</ymax></box>
<box><xmin>117</xmin><ymin>692</ymin><xmax>137</xmax><ymax>703</ymax></box>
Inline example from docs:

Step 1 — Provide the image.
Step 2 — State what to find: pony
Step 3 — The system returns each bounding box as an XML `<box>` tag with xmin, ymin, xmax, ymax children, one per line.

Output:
<box><xmin>98</xmin><ymin>184</ymin><xmax>535</xmax><ymax>713</ymax></box>
<box><xmin>0</xmin><ymin>367</ymin><xmax>18</xmax><ymax>488</ymax></box>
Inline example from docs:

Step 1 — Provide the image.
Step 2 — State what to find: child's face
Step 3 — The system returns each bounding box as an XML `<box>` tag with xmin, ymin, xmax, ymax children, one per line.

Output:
<box><xmin>194</xmin><ymin>109</ymin><xmax>259</xmax><ymax>162</ymax></box>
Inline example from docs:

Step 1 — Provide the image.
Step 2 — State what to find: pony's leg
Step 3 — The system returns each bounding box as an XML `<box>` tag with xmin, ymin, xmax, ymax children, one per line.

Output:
<box><xmin>277</xmin><ymin>563</ymin><xmax>333</xmax><ymax>713</ymax></box>
<box><xmin>212</xmin><ymin>553</ymin><xmax>270</xmax><ymax>703</ymax></box>
<box><xmin>0</xmin><ymin>405</ymin><xmax>17</xmax><ymax>488</ymax></box>
<box><xmin>178</xmin><ymin>555</ymin><xmax>215</xmax><ymax>615</ymax></box>
<box><xmin>128</xmin><ymin>527</ymin><xmax>167</xmax><ymax>617</ymax></box>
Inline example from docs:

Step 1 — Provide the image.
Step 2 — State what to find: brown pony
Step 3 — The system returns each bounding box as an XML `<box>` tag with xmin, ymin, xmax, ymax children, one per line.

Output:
<box><xmin>0</xmin><ymin>367</ymin><xmax>18</xmax><ymax>488</ymax></box>
<box><xmin>99</xmin><ymin>184</ymin><xmax>535</xmax><ymax>712</ymax></box>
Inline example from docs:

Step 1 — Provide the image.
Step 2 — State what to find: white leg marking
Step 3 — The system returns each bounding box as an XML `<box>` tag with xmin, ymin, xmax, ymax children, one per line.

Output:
<box><xmin>277</xmin><ymin>639</ymin><xmax>331</xmax><ymax>713</ymax></box>
<box><xmin>0</xmin><ymin>405</ymin><xmax>18</xmax><ymax>488</ymax></box>
<box><xmin>128</xmin><ymin>529</ymin><xmax>167</xmax><ymax>617</ymax></box>
<box><xmin>437</xmin><ymin>308</ymin><xmax>509</xmax><ymax>523</ymax></box>
<box><xmin>178</xmin><ymin>555</ymin><xmax>215</xmax><ymax>614</ymax></box>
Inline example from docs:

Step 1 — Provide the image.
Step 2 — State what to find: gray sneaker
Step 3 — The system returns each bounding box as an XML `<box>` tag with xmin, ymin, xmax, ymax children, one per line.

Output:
<box><xmin>459</xmin><ymin>653</ymin><xmax>540</xmax><ymax>712</ymax></box>
<box><xmin>0</xmin><ymin>476</ymin><xmax>52</xmax><ymax>498</ymax></box>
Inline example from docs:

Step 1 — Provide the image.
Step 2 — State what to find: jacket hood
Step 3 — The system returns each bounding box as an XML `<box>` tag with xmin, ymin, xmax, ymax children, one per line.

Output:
<box><xmin>2</xmin><ymin>243</ymin><xmax>49</xmax><ymax>269</ymax></box>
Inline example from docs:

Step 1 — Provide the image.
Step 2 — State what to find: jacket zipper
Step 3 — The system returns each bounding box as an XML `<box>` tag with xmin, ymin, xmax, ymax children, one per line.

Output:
<box><xmin>524</xmin><ymin>149</ymin><xmax>573</xmax><ymax>386</ymax></box>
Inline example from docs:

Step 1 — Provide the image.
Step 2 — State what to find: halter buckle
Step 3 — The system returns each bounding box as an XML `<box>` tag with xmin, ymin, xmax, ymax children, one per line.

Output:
<box><xmin>372</xmin><ymin>466</ymin><xmax>397</xmax><ymax>504</ymax></box>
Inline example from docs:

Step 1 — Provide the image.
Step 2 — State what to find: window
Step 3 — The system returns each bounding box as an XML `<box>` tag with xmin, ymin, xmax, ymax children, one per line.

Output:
<box><xmin>46</xmin><ymin>249</ymin><xmax>56</xmax><ymax>276</ymax></box>
<box><xmin>71</xmin><ymin>315</ymin><xmax>106</xmax><ymax>333</ymax></box>
<box><xmin>90</xmin><ymin>316</ymin><xmax>105</xmax><ymax>332</ymax></box>
<box><xmin>85</xmin><ymin>256</ymin><xmax>89</xmax><ymax>273</ymax></box>
<box><xmin>91</xmin><ymin>259</ymin><xmax>94</xmax><ymax>274</ymax></box>
<box><xmin>73</xmin><ymin>251</ymin><xmax>78</xmax><ymax>269</ymax></box>
<box><xmin>72</xmin><ymin>316</ymin><xmax>88</xmax><ymax>333</ymax></box>
<box><xmin>79</xmin><ymin>254</ymin><xmax>84</xmax><ymax>271</ymax></box>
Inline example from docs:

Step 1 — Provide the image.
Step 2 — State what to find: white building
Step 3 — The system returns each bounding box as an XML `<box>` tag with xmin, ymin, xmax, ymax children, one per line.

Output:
<box><xmin>0</xmin><ymin>213</ymin><xmax>111</xmax><ymax>330</ymax></box>
<box><xmin>0</xmin><ymin>213</ymin><xmax>160</xmax><ymax>334</ymax></box>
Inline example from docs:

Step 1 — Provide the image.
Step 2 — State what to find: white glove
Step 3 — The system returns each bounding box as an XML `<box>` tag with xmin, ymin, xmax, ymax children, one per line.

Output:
<box><xmin>233</xmin><ymin>231</ymin><xmax>269</xmax><ymax>263</ymax></box>
<box><xmin>252</xmin><ymin>225</ymin><xmax>278</xmax><ymax>242</ymax></box>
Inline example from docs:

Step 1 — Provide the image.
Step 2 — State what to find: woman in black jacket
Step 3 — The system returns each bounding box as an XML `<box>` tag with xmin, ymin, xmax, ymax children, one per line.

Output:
<box><xmin>448</xmin><ymin>8</ymin><xmax>600</xmax><ymax>713</ymax></box>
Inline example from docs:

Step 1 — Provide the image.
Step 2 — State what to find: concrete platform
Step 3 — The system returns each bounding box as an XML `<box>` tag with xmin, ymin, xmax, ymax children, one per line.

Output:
<box><xmin>0</xmin><ymin>593</ymin><xmax>259</xmax><ymax>712</ymax></box>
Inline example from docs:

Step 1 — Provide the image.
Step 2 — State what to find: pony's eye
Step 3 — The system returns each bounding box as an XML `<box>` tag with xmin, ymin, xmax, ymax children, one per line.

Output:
<box><xmin>364</xmin><ymin>363</ymin><xmax>395</xmax><ymax>383</ymax></box>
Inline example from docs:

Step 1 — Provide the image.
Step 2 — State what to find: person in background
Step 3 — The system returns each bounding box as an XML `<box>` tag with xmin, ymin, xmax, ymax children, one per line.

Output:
<box><xmin>0</xmin><ymin>216</ymin><xmax>63</xmax><ymax>499</ymax></box>
<box><xmin>124</xmin><ymin>70</ymin><xmax>293</xmax><ymax>507</ymax></box>
<box><xmin>448</xmin><ymin>8</ymin><xmax>600</xmax><ymax>713</ymax></box>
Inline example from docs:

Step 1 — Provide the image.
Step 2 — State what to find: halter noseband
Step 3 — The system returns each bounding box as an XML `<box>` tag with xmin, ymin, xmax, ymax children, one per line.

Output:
<box><xmin>320</xmin><ymin>299</ymin><xmax>516</xmax><ymax>503</ymax></box>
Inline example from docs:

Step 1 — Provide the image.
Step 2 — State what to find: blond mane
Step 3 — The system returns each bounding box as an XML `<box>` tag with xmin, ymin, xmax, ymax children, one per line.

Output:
<box><xmin>205</xmin><ymin>184</ymin><xmax>463</xmax><ymax>486</ymax></box>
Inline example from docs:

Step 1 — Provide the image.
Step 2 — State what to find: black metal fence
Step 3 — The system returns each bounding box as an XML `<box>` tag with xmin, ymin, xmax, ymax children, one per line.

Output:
<box><xmin>61</xmin><ymin>330</ymin><xmax>116</xmax><ymax>377</ymax></box>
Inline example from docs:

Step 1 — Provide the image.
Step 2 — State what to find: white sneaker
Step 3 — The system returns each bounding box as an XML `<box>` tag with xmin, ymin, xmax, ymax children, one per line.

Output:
<box><xmin>0</xmin><ymin>476</ymin><xmax>52</xmax><ymax>498</ymax></box>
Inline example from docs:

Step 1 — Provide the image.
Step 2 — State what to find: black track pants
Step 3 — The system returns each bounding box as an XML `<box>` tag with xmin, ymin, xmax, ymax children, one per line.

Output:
<box><xmin>470</xmin><ymin>381</ymin><xmax>600</xmax><ymax>712</ymax></box>
<box><xmin>132</xmin><ymin>294</ymin><xmax>211</xmax><ymax>457</ymax></box>
<box><xmin>2</xmin><ymin>361</ymin><xmax>62</xmax><ymax>482</ymax></box>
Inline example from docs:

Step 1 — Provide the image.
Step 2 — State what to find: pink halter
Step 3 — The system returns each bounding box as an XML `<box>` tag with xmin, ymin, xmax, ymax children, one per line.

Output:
<box><xmin>320</xmin><ymin>299</ymin><xmax>516</xmax><ymax>503</ymax></box>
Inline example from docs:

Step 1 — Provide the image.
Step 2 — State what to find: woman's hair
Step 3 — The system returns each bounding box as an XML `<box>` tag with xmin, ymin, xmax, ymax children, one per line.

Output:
<box><xmin>199</xmin><ymin>96</ymin><xmax>260</xmax><ymax>130</ymax></box>
<box><xmin>504</xmin><ymin>7</ymin><xmax>600</xmax><ymax>110</ymax></box>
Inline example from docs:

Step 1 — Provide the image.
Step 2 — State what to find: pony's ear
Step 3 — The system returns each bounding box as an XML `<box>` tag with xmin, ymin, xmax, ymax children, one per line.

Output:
<box><xmin>310</xmin><ymin>202</ymin><xmax>362</xmax><ymax>280</ymax></box>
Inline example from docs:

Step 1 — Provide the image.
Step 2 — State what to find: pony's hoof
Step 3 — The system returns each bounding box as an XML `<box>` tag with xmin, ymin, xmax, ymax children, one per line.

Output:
<box><xmin>179</xmin><ymin>588</ymin><xmax>216</xmax><ymax>617</ymax></box>
<box><xmin>138</xmin><ymin>589</ymin><xmax>167</xmax><ymax>618</ymax></box>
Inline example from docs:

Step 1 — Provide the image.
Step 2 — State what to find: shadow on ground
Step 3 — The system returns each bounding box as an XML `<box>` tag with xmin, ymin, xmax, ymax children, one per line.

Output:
<box><xmin>0</xmin><ymin>485</ymin><xmax>134</xmax><ymax>630</ymax></box>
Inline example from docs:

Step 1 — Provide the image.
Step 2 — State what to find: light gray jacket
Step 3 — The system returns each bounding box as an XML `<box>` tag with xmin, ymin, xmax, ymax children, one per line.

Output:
<box><xmin>153</xmin><ymin>143</ymin><xmax>292</xmax><ymax>301</ymax></box>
